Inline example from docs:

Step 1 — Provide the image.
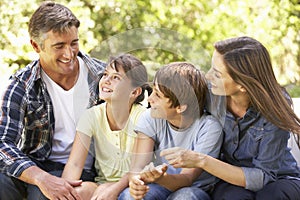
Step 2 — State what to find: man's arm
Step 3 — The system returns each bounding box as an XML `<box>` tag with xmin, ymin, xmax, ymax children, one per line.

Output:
<box><xmin>20</xmin><ymin>166</ymin><xmax>83</xmax><ymax>200</ymax></box>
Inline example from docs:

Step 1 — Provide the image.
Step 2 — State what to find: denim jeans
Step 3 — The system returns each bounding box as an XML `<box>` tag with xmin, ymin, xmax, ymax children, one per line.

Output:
<box><xmin>118</xmin><ymin>183</ymin><xmax>210</xmax><ymax>200</ymax></box>
<box><xmin>118</xmin><ymin>183</ymin><xmax>171</xmax><ymax>200</ymax></box>
<box><xmin>212</xmin><ymin>179</ymin><xmax>300</xmax><ymax>200</ymax></box>
<box><xmin>0</xmin><ymin>160</ymin><xmax>95</xmax><ymax>200</ymax></box>
<box><xmin>167</xmin><ymin>187</ymin><xmax>210</xmax><ymax>200</ymax></box>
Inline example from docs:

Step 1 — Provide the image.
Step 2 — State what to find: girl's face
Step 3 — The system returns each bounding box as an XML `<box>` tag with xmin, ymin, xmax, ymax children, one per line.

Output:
<box><xmin>206</xmin><ymin>50</ymin><xmax>243</xmax><ymax>96</ymax></box>
<box><xmin>99</xmin><ymin>64</ymin><xmax>133</xmax><ymax>102</ymax></box>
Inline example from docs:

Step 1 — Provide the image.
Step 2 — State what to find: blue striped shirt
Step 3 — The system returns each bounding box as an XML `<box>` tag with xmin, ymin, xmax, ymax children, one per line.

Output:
<box><xmin>0</xmin><ymin>52</ymin><xmax>105</xmax><ymax>177</ymax></box>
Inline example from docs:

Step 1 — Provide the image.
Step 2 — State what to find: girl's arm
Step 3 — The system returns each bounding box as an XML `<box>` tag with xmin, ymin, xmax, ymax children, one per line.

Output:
<box><xmin>62</xmin><ymin>131</ymin><xmax>91</xmax><ymax>180</ymax></box>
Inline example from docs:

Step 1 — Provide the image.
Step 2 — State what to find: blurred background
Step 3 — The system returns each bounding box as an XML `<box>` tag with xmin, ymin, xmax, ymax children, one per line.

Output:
<box><xmin>0</xmin><ymin>0</ymin><xmax>299</xmax><ymax>97</ymax></box>
<box><xmin>0</xmin><ymin>0</ymin><xmax>299</xmax><ymax>163</ymax></box>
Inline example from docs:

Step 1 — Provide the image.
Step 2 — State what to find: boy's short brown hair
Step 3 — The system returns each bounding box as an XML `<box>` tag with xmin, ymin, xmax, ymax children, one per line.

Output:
<box><xmin>154</xmin><ymin>62</ymin><xmax>207</xmax><ymax>118</ymax></box>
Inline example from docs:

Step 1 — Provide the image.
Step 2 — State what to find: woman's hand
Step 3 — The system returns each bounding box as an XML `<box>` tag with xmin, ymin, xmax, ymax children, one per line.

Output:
<box><xmin>161</xmin><ymin>147</ymin><xmax>206</xmax><ymax>168</ymax></box>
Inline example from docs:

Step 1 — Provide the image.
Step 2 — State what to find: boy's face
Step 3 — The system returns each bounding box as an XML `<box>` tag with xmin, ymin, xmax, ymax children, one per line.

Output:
<box><xmin>148</xmin><ymin>83</ymin><xmax>178</xmax><ymax>120</ymax></box>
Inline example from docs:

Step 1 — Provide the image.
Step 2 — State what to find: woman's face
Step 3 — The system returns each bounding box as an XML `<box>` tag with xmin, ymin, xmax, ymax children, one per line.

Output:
<box><xmin>206</xmin><ymin>50</ymin><xmax>243</xmax><ymax>96</ymax></box>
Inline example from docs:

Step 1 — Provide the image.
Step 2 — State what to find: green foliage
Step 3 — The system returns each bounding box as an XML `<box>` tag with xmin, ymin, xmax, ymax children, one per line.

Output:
<box><xmin>1</xmin><ymin>0</ymin><xmax>299</xmax><ymax>96</ymax></box>
<box><xmin>286</xmin><ymin>84</ymin><xmax>300</xmax><ymax>98</ymax></box>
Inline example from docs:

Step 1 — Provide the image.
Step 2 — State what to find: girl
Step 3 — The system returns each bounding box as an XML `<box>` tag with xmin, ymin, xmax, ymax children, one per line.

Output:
<box><xmin>62</xmin><ymin>54</ymin><xmax>151</xmax><ymax>200</ymax></box>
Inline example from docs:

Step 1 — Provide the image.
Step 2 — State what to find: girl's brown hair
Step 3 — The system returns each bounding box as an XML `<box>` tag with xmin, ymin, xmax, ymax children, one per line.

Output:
<box><xmin>108</xmin><ymin>54</ymin><xmax>152</xmax><ymax>105</ymax></box>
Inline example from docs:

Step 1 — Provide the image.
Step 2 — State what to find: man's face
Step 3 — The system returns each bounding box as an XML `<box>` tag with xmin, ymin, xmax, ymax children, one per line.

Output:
<box><xmin>33</xmin><ymin>26</ymin><xmax>80</xmax><ymax>78</ymax></box>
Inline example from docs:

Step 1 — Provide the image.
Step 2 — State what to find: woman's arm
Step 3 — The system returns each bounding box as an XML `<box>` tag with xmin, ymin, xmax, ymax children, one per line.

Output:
<box><xmin>62</xmin><ymin>131</ymin><xmax>91</xmax><ymax>180</ymax></box>
<box><xmin>161</xmin><ymin>148</ymin><xmax>246</xmax><ymax>187</ymax></box>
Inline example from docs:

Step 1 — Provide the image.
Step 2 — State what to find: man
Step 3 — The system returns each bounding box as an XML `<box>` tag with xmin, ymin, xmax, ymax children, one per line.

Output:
<box><xmin>0</xmin><ymin>2</ymin><xmax>105</xmax><ymax>199</ymax></box>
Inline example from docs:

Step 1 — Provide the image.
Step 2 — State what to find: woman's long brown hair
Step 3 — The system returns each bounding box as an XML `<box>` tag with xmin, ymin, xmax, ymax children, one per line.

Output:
<box><xmin>215</xmin><ymin>36</ymin><xmax>300</xmax><ymax>147</ymax></box>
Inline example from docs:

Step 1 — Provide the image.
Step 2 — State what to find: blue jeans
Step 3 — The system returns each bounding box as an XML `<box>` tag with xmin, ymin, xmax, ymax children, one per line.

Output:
<box><xmin>212</xmin><ymin>179</ymin><xmax>300</xmax><ymax>200</ymax></box>
<box><xmin>119</xmin><ymin>183</ymin><xmax>171</xmax><ymax>200</ymax></box>
<box><xmin>118</xmin><ymin>183</ymin><xmax>210</xmax><ymax>200</ymax></box>
<box><xmin>0</xmin><ymin>160</ymin><xmax>95</xmax><ymax>200</ymax></box>
<box><xmin>167</xmin><ymin>187</ymin><xmax>210</xmax><ymax>200</ymax></box>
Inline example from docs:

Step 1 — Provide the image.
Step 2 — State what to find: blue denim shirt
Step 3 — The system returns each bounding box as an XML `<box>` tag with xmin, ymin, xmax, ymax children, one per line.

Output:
<box><xmin>206</xmin><ymin>92</ymin><xmax>300</xmax><ymax>191</ymax></box>
<box><xmin>0</xmin><ymin>52</ymin><xmax>105</xmax><ymax>177</ymax></box>
<box><xmin>222</xmin><ymin>107</ymin><xmax>300</xmax><ymax>191</ymax></box>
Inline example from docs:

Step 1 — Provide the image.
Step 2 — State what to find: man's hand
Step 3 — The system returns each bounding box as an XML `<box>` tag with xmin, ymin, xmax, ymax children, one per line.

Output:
<box><xmin>36</xmin><ymin>173</ymin><xmax>83</xmax><ymax>200</ymax></box>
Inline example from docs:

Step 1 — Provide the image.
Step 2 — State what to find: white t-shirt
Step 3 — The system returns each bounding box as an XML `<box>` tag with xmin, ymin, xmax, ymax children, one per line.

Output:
<box><xmin>42</xmin><ymin>57</ymin><xmax>93</xmax><ymax>169</ymax></box>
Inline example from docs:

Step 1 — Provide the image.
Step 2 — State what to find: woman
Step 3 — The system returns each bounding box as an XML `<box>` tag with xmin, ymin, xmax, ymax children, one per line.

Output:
<box><xmin>62</xmin><ymin>54</ymin><xmax>152</xmax><ymax>200</ymax></box>
<box><xmin>161</xmin><ymin>36</ymin><xmax>300</xmax><ymax>200</ymax></box>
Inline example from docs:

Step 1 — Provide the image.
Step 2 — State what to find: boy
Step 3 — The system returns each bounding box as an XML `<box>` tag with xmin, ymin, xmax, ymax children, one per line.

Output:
<box><xmin>119</xmin><ymin>62</ymin><xmax>223</xmax><ymax>200</ymax></box>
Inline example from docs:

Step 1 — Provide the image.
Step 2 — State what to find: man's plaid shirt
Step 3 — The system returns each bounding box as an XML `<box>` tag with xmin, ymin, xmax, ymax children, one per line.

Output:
<box><xmin>0</xmin><ymin>52</ymin><xmax>105</xmax><ymax>177</ymax></box>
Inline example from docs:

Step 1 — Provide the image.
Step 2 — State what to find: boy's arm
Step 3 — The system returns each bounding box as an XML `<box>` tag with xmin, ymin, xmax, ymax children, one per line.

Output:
<box><xmin>129</xmin><ymin>132</ymin><xmax>155</xmax><ymax>175</ymax></box>
<box><xmin>128</xmin><ymin>132</ymin><xmax>154</xmax><ymax>199</ymax></box>
<box><xmin>140</xmin><ymin>164</ymin><xmax>203</xmax><ymax>191</ymax></box>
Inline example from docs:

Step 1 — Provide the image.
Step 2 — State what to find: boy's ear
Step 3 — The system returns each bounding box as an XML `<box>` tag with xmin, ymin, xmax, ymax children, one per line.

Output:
<box><xmin>176</xmin><ymin>104</ymin><xmax>187</xmax><ymax>114</ymax></box>
<box><xmin>131</xmin><ymin>87</ymin><xmax>142</xmax><ymax>98</ymax></box>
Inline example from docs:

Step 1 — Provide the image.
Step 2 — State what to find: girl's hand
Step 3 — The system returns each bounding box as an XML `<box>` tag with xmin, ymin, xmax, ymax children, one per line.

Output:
<box><xmin>91</xmin><ymin>182</ymin><xmax>118</xmax><ymax>200</ymax></box>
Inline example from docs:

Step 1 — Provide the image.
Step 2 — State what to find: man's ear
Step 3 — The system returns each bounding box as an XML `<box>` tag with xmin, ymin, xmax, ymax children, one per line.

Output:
<box><xmin>131</xmin><ymin>87</ymin><xmax>142</xmax><ymax>98</ymax></box>
<box><xmin>176</xmin><ymin>104</ymin><xmax>187</xmax><ymax>114</ymax></box>
<box><xmin>30</xmin><ymin>39</ymin><xmax>41</xmax><ymax>53</ymax></box>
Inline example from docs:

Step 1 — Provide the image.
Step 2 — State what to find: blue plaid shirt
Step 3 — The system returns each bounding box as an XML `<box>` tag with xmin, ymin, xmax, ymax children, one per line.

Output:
<box><xmin>0</xmin><ymin>52</ymin><xmax>105</xmax><ymax>177</ymax></box>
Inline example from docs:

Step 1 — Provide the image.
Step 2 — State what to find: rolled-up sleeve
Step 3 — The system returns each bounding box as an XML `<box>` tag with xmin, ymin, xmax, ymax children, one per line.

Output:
<box><xmin>241</xmin><ymin>123</ymin><xmax>290</xmax><ymax>191</ymax></box>
<box><xmin>242</xmin><ymin>167</ymin><xmax>264</xmax><ymax>191</ymax></box>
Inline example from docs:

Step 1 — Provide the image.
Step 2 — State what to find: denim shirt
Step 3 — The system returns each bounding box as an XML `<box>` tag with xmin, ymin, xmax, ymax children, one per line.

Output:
<box><xmin>222</xmin><ymin>107</ymin><xmax>300</xmax><ymax>191</ymax></box>
<box><xmin>0</xmin><ymin>52</ymin><xmax>105</xmax><ymax>177</ymax></box>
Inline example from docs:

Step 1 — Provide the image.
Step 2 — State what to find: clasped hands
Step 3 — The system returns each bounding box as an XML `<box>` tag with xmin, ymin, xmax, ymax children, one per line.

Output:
<box><xmin>129</xmin><ymin>162</ymin><xmax>168</xmax><ymax>200</ymax></box>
